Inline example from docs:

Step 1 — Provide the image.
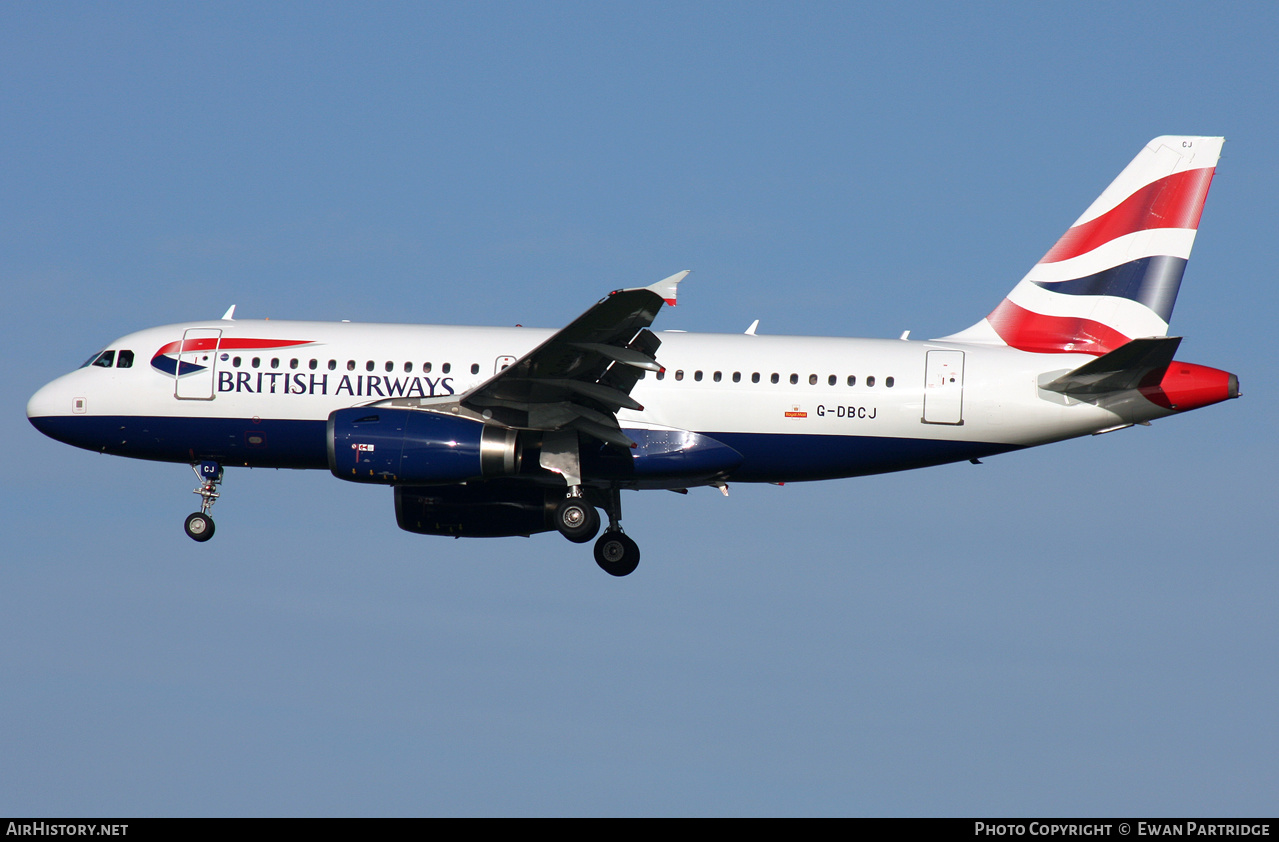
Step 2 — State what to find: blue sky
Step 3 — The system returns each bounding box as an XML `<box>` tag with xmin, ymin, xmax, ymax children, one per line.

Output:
<box><xmin>3</xmin><ymin>1</ymin><xmax>1276</xmax><ymax>816</ymax></box>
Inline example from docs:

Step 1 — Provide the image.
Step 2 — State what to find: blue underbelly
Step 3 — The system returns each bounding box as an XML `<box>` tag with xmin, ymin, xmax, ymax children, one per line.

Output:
<box><xmin>29</xmin><ymin>414</ymin><xmax>1020</xmax><ymax>480</ymax></box>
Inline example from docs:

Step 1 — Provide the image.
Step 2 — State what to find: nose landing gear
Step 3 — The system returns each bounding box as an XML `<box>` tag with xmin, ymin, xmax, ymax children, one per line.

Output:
<box><xmin>184</xmin><ymin>461</ymin><xmax>222</xmax><ymax>542</ymax></box>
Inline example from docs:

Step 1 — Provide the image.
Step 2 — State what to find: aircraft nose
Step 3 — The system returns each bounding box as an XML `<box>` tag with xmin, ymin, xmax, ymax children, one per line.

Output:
<box><xmin>27</xmin><ymin>376</ymin><xmax>75</xmax><ymax>438</ymax></box>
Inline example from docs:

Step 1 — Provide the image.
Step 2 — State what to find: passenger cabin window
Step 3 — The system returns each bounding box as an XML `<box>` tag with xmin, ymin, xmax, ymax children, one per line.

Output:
<box><xmin>675</xmin><ymin>370</ymin><xmax>684</xmax><ymax>381</ymax></box>
<box><xmin>385</xmin><ymin>361</ymin><xmax>394</xmax><ymax>372</ymax></box>
<box><xmin>827</xmin><ymin>374</ymin><xmax>836</xmax><ymax>386</ymax></box>
<box><xmin>366</xmin><ymin>360</ymin><xmax>375</xmax><ymax>372</ymax></box>
<box><xmin>116</xmin><ymin>350</ymin><xmax>134</xmax><ymax>368</ymax></box>
<box><xmin>471</xmin><ymin>363</ymin><xmax>480</xmax><ymax>375</ymax></box>
<box><xmin>290</xmin><ymin>358</ymin><xmax>298</xmax><ymax>369</ymax></box>
<box><xmin>271</xmin><ymin>358</ymin><xmax>280</xmax><ymax>369</ymax></box>
<box><xmin>233</xmin><ymin>356</ymin><xmax>242</xmax><ymax>367</ymax></box>
<box><xmin>752</xmin><ymin>373</ymin><xmax>760</xmax><ymax>383</ymax></box>
<box><xmin>790</xmin><ymin>374</ymin><xmax>798</xmax><ymax>385</ymax></box>
<box><xmin>442</xmin><ymin>363</ymin><xmax>451</xmax><ymax>374</ymax></box>
<box><xmin>808</xmin><ymin>374</ymin><xmax>818</xmax><ymax>385</ymax></box>
<box><xmin>309</xmin><ymin>359</ymin><xmax>318</xmax><ymax>370</ymax></box>
<box><xmin>347</xmin><ymin>360</ymin><xmax>355</xmax><ymax>371</ymax></box>
<box><xmin>328</xmin><ymin>360</ymin><xmax>336</xmax><ymax>370</ymax></box>
<box><xmin>886</xmin><ymin>377</ymin><xmax>895</xmax><ymax>388</ymax></box>
<box><xmin>252</xmin><ymin>357</ymin><xmax>261</xmax><ymax>369</ymax></box>
<box><xmin>405</xmin><ymin>362</ymin><xmax>413</xmax><ymax>373</ymax></box>
<box><xmin>771</xmin><ymin>373</ymin><xmax>779</xmax><ymax>384</ymax></box>
<box><xmin>847</xmin><ymin>375</ymin><xmax>856</xmax><ymax>386</ymax></box>
<box><xmin>867</xmin><ymin>376</ymin><xmax>876</xmax><ymax>387</ymax></box>
<box><xmin>713</xmin><ymin>371</ymin><xmax>722</xmax><ymax>382</ymax></box>
<box><xmin>92</xmin><ymin>351</ymin><xmax>115</xmax><ymax>368</ymax></box>
<box><xmin>694</xmin><ymin>370</ymin><xmax>703</xmax><ymax>381</ymax></box>
<box><xmin>656</xmin><ymin>370</ymin><xmax>665</xmax><ymax>380</ymax></box>
<box><xmin>732</xmin><ymin>372</ymin><xmax>741</xmax><ymax>383</ymax></box>
<box><xmin>423</xmin><ymin>362</ymin><xmax>432</xmax><ymax>373</ymax></box>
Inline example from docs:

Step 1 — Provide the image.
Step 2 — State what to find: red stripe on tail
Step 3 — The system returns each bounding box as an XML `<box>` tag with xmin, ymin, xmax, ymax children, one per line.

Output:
<box><xmin>1040</xmin><ymin>167</ymin><xmax>1215</xmax><ymax>264</ymax></box>
<box><xmin>986</xmin><ymin>300</ymin><xmax>1131</xmax><ymax>355</ymax></box>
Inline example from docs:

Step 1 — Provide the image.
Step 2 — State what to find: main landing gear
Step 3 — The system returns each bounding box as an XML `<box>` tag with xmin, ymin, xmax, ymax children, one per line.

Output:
<box><xmin>593</xmin><ymin>531</ymin><xmax>640</xmax><ymax>578</ymax></box>
<box><xmin>184</xmin><ymin>461</ymin><xmax>222</xmax><ymax>542</ymax></box>
<box><xmin>554</xmin><ymin>484</ymin><xmax>641</xmax><ymax>576</ymax></box>
<box><xmin>554</xmin><ymin>490</ymin><xmax>600</xmax><ymax>544</ymax></box>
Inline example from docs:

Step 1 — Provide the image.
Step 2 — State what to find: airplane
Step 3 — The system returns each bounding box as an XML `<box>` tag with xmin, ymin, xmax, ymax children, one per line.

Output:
<box><xmin>27</xmin><ymin>136</ymin><xmax>1239</xmax><ymax>577</ymax></box>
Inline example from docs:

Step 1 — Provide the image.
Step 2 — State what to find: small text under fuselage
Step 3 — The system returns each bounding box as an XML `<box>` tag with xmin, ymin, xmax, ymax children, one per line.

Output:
<box><xmin>217</xmin><ymin>371</ymin><xmax>456</xmax><ymax>398</ymax></box>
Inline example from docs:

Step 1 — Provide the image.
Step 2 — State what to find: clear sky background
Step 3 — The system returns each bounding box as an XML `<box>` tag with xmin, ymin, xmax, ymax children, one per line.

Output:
<box><xmin>3</xmin><ymin>1</ymin><xmax>1276</xmax><ymax>817</ymax></box>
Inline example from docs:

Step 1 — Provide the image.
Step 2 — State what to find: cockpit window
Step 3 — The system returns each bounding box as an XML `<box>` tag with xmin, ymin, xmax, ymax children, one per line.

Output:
<box><xmin>116</xmin><ymin>350</ymin><xmax>134</xmax><ymax>368</ymax></box>
<box><xmin>91</xmin><ymin>350</ymin><xmax>115</xmax><ymax>368</ymax></box>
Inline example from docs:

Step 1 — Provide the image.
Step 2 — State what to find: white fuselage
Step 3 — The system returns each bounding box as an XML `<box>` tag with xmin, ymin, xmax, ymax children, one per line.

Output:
<box><xmin>27</xmin><ymin>318</ymin><xmax>1163</xmax><ymax>485</ymax></box>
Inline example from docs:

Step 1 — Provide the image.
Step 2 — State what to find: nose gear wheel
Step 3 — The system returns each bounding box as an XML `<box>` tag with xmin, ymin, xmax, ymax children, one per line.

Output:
<box><xmin>185</xmin><ymin>461</ymin><xmax>223</xmax><ymax>543</ymax></box>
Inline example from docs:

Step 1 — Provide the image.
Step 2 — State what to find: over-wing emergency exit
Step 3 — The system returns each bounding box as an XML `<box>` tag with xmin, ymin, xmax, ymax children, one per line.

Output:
<box><xmin>28</xmin><ymin>137</ymin><xmax>1238</xmax><ymax>576</ymax></box>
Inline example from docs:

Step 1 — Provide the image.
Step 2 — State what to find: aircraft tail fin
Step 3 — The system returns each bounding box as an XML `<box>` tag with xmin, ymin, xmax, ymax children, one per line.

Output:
<box><xmin>942</xmin><ymin>136</ymin><xmax>1223</xmax><ymax>355</ymax></box>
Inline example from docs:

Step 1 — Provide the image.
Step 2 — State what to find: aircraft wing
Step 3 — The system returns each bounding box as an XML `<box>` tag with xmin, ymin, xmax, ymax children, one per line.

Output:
<box><xmin>456</xmin><ymin>271</ymin><xmax>687</xmax><ymax>448</ymax></box>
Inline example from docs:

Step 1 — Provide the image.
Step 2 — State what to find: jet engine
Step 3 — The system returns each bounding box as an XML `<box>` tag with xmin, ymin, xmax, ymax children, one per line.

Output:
<box><xmin>327</xmin><ymin>407</ymin><xmax>520</xmax><ymax>485</ymax></box>
<box><xmin>394</xmin><ymin>482</ymin><xmax>555</xmax><ymax>537</ymax></box>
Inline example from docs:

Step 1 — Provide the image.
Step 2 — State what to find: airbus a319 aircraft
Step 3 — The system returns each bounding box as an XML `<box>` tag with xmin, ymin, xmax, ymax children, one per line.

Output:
<box><xmin>28</xmin><ymin>136</ymin><xmax>1238</xmax><ymax>576</ymax></box>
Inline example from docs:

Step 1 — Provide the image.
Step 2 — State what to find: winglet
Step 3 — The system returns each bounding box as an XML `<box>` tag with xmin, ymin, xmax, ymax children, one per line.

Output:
<box><xmin>645</xmin><ymin>270</ymin><xmax>688</xmax><ymax>307</ymax></box>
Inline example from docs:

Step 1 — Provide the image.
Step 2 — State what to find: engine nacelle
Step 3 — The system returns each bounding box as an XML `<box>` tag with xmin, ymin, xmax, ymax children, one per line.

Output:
<box><xmin>327</xmin><ymin>407</ymin><xmax>520</xmax><ymax>485</ymax></box>
<box><xmin>395</xmin><ymin>483</ymin><xmax>555</xmax><ymax>537</ymax></box>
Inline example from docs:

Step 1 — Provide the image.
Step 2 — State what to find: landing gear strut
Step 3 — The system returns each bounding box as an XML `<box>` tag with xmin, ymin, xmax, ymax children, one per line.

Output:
<box><xmin>592</xmin><ymin>484</ymin><xmax>640</xmax><ymax>576</ymax></box>
<box><xmin>541</xmin><ymin>431</ymin><xmax>641</xmax><ymax>575</ymax></box>
<box><xmin>184</xmin><ymin>461</ymin><xmax>222</xmax><ymax>542</ymax></box>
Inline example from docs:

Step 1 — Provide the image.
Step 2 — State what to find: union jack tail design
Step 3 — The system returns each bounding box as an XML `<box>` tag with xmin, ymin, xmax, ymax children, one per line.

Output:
<box><xmin>945</xmin><ymin>136</ymin><xmax>1223</xmax><ymax>355</ymax></box>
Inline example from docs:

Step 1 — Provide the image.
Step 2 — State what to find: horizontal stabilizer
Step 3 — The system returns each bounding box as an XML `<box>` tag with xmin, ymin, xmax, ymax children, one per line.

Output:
<box><xmin>1041</xmin><ymin>336</ymin><xmax>1182</xmax><ymax>396</ymax></box>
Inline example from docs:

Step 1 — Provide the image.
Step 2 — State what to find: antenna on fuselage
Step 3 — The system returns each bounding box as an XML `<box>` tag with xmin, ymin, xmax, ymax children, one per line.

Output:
<box><xmin>221</xmin><ymin>305</ymin><xmax>237</xmax><ymax>321</ymax></box>
<box><xmin>744</xmin><ymin>319</ymin><xmax>759</xmax><ymax>335</ymax></box>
